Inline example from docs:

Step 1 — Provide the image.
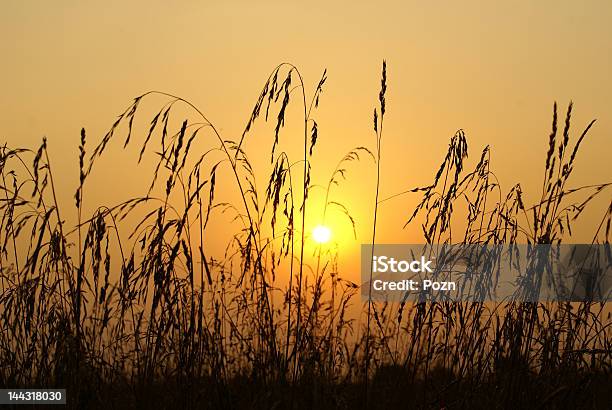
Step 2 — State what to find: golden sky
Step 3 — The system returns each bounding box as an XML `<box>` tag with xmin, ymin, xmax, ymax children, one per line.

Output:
<box><xmin>2</xmin><ymin>1</ymin><xmax>611</xmax><ymax>277</ymax></box>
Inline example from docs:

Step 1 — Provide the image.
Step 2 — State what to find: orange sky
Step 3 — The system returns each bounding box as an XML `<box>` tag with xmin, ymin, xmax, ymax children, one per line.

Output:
<box><xmin>2</xmin><ymin>1</ymin><xmax>611</xmax><ymax>281</ymax></box>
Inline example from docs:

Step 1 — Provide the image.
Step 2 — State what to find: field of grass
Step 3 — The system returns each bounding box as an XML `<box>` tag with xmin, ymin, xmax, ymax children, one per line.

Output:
<box><xmin>1</xmin><ymin>62</ymin><xmax>611</xmax><ymax>409</ymax></box>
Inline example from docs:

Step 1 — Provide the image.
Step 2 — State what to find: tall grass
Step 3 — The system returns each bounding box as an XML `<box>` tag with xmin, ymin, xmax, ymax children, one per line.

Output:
<box><xmin>0</xmin><ymin>62</ymin><xmax>610</xmax><ymax>409</ymax></box>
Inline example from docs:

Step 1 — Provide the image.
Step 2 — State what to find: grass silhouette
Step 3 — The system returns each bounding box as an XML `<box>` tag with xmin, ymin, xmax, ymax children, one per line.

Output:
<box><xmin>0</xmin><ymin>62</ymin><xmax>611</xmax><ymax>409</ymax></box>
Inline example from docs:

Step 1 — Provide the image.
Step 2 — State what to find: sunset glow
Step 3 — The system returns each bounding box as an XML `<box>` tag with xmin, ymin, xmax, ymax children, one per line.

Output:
<box><xmin>2</xmin><ymin>2</ymin><xmax>611</xmax><ymax>407</ymax></box>
<box><xmin>312</xmin><ymin>225</ymin><xmax>332</xmax><ymax>244</ymax></box>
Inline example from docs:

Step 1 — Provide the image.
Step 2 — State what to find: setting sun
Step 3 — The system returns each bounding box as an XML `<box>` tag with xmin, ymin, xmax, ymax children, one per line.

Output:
<box><xmin>312</xmin><ymin>225</ymin><xmax>332</xmax><ymax>244</ymax></box>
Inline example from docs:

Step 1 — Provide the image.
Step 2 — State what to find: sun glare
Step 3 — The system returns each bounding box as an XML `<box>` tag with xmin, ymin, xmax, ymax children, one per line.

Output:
<box><xmin>312</xmin><ymin>225</ymin><xmax>332</xmax><ymax>244</ymax></box>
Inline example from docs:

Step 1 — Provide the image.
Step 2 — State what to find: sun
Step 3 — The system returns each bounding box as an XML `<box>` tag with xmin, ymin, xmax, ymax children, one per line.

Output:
<box><xmin>312</xmin><ymin>225</ymin><xmax>332</xmax><ymax>244</ymax></box>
